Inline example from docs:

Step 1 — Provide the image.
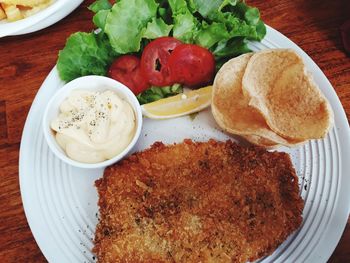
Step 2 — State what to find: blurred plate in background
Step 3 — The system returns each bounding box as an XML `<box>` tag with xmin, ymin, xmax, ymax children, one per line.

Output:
<box><xmin>0</xmin><ymin>0</ymin><xmax>83</xmax><ymax>37</ymax></box>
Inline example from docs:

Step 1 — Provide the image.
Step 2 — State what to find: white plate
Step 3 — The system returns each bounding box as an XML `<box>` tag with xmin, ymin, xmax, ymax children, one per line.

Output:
<box><xmin>19</xmin><ymin>26</ymin><xmax>350</xmax><ymax>263</ymax></box>
<box><xmin>0</xmin><ymin>0</ymin><xmax>83</xmax><ymax>37</ymax></box>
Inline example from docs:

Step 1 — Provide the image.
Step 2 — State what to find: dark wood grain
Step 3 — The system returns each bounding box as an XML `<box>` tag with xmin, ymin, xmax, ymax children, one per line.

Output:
<box><xmin>0</xmin><ymin>0</ymin><xmax>349</xmax><ymax>262</ymax></box>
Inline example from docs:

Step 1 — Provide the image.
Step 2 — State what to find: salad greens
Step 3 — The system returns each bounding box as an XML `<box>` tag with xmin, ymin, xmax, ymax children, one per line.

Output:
<box><xmin>104</xmin><ymin>0</ymin><xmax>159</xmax><ymax>54</ymax></box>
<box><xmin>57</xmin><ymin>0</ymin><xmax>266</xmax><ymax>103</ymax></box>
<box><xmin>57</xmin><ymin>32</ymin><xmax>116</xmax><ymax>82</ymax></box>
<box><xmin>88</xmin><ymin>0</ymin><xmax>112</xmax><ymax>12</ymax></box>
<box><xmin>142</xmin><ymin>18</ymin><xmax>174</xmax><ymax>39</ymax></box>
<box><xmin>137</xmin><ymin>84</ymin><xmax>183</xmax><ymax>104</ymax></box>
<box><xmin>88</xmin><ymin>0</ymin><xmax>112</xmax><ymax>29</ymax></box>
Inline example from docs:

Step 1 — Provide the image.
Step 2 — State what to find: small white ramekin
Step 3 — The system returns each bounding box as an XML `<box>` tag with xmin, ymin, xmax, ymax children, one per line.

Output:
<box><xmin>43</xmin><ymin>75</ymin><xmax>143</xmax><ymax>169</ymax></box>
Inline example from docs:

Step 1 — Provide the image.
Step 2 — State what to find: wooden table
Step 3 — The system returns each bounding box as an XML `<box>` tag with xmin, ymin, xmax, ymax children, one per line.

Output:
<box><xmin>0</xmin><ymin>0</ymin><xmax>349</xmax><ymax>262</ymax></box>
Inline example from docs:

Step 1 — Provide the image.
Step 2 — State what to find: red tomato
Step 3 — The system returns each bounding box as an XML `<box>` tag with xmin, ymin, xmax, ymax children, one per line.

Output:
<box><xmin>141</xmin><ymin>37</ymin><xmax>182</xmax><ymax>86</ymax></box>
<box><xmin>168</xmin><ymin>44</ymin><xmax>215</xmax><ymax>87</ymax></box>
<box><xmin>108</xmin><ymin>55</ymin><xmax>149</xmax><ymax>95</ymax></box>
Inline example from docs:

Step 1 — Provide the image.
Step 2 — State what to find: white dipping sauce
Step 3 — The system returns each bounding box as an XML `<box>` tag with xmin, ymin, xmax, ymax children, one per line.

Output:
<box><xmin>51</xmin><ymin>89</ymin><xmax>136</xmax><ymax>163</ymax></box>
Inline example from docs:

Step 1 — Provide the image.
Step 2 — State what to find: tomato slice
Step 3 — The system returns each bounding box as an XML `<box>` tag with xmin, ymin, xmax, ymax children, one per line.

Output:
<box><xmin>168</xmin><ymin>44</ymin><xmax>215</xmax><ymax>87</ymax></box>
<box><xmin>108</xmin><ymin>55</ymin><xmax>149</xmax><ymax>95</ymax></box>
<box><xmin>141</xmin><ymin>37</ymin><xmax>182</xmax><ymax>86</ymax></box>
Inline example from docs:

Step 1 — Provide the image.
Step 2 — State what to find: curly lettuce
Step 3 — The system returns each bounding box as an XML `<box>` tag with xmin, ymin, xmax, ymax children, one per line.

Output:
<box><xmin>57</xmin><ymin>32</ymin><xmax>116</xmax><ymax>82</ymax></box>
<box><xmin>57</xmin><ymin>0</ymin><xmax>266</xmax><ymax>82</ymax></box>
<box><xmin>104</xmin><ymin>0</ymin><xmax>159</xmax><ymax>54</ymax></box>
<box><xmin>137</xmin><ymin>84</ymin><xmax>183</xmax><ymax>104</ymax></box>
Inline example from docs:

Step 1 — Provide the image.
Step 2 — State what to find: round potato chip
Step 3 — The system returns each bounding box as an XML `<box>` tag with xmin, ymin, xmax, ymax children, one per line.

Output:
<box><xmin>242</xmin><ymin>49</ymin><xmax>333</xmax><ymax>141</ymax></box>
<box><xmin>211</xmin><ymin>53</ymin><xmax>296</xmax><ymax>147</ymax></box>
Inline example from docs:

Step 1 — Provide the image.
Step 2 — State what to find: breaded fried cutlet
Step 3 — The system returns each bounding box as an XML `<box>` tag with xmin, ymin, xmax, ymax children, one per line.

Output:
<box><xmin>94</xmin><ymin>139</ymin><xmax>304</xmax><ymax>263</ymax></box>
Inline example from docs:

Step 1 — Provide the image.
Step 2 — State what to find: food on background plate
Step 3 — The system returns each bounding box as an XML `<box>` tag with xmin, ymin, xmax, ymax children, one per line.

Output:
<box><xmin>212</xmin><ymin>49</ymin><xmax>333</xmax><ymax>147</ymax></box>
<box><xmin>51</xmin><ymin>89</ymin><xmax>136</xmax><ymax>164</ymax></box>
<box><xmin>0</xmin><ymin>3</ymin><xmax>22</xmax><ymax>21</ymax></box>
<box><xmin>94</xmin><ymin>139</ymin><xmax>304</xmax><ymax>262</ymax></box>
<box><xmin>0</xmin><ymin>5</ymin><xmax>5</xmax><ymax>19</ymax></box>
<box><xmin>141</xmin><ymin>85</ymin><xmax>212</xmax><ymax>119</ymax></box>
<box><xmin>57</xmin><ymin>0</ymin><xmax>266</xmax><ymax>105</ymax></box>
<box><xmin>0</xmin><ymin>0</ymin><xmax>52</xmax><ymax>22</ymax></box>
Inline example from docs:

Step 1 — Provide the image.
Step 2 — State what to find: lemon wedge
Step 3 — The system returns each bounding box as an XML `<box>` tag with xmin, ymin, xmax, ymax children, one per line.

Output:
<box><xmin>141</xmin><ymin>86</ymin><xmax>212</xmax><ymax>119</ymax></box>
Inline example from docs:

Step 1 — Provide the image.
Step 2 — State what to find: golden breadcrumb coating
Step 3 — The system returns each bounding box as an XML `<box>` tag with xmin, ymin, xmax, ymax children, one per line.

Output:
<box><xmin>94</xmin><ymin>139</ymin><xmax>304</xmax><ymax>263</ymax></box>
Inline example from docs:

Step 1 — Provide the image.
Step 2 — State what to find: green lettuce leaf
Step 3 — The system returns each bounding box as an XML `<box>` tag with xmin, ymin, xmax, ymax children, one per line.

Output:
<box><xmin>104</xmin><ymin>0</ymin><xmax>158</xmax><ymax>54</ymax></box>
<box><xmin>224</xmin><ymin>15</ymin><xmax>258</xmax><ymax>39</ymax></box>
<box><xmin>156</xmin><ymin>0</ymin><xmax>173</xmax><ymax>24</ymax></box>
<box><xmin>190</xmin><ymin>0</ymin><xmax>265</xmax><ymax>48</ymax></box>
<box><xmin>219</xmin><ymin>0</ymin><xmax>238</xmax><ymax>10</ymax></box>
<box><xmin>89</xmin><ymin>0</ymin><xmax>113</xmax><ymax>30</ymax></box>
<box><xmin>244</xmin><ymin>7</ymin><xmax>260</xmax><ymax>25</ymax></box>
<box><xmin>186</xmin><ymin>0</ymin><xmax>197</xmax><ymax>12</ymax></box>
<box><xmin>88</xmin><ymin>0</ymin><xmax>112</xmax><ymax>13</ymax></box>
<box><xmin>255</xmin><ymin>20</ymin><xmax>266</xmax><ymax>41</ymax></box>
<box><xmin>195</xmin><ymin>21</ymin><xmax>229</xmax><ymax>48</ymax></box>
<box><xmin>172</xmin><ymin>13</ymin><xmax>198</xmax><ymax>43</ymax></box>
<box><xmin>168</xmin><ymin>0</ymin><xmax>199</xmax><ymax>43</ymax></box>
<box><xmin>57</xmin><ymin>32</ymin><xmax>116</xmax><ymax>82</ymax></box>
<box><xmin>212</xmin><ymin>38</ymin><xmax>250</xmax><ymax>59</ymax></box>
<box><xmin>137</xmin><ymin>84</ymin><xmax>183</xmax><ymax>104</ymax></box>
<box><xmin>142</xmin><ymin>17</ymin><xmax>173</xmax><ymax>39</ymax></box>
<box><xmin>192</xmin><ymin>0</ymin><xmax>224</xmax><ymax>17</ymax></box>
<box><xmin>92</xmin><ymin>10</ymin><xmax>110</xmax><ymax>30</ymax></box>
